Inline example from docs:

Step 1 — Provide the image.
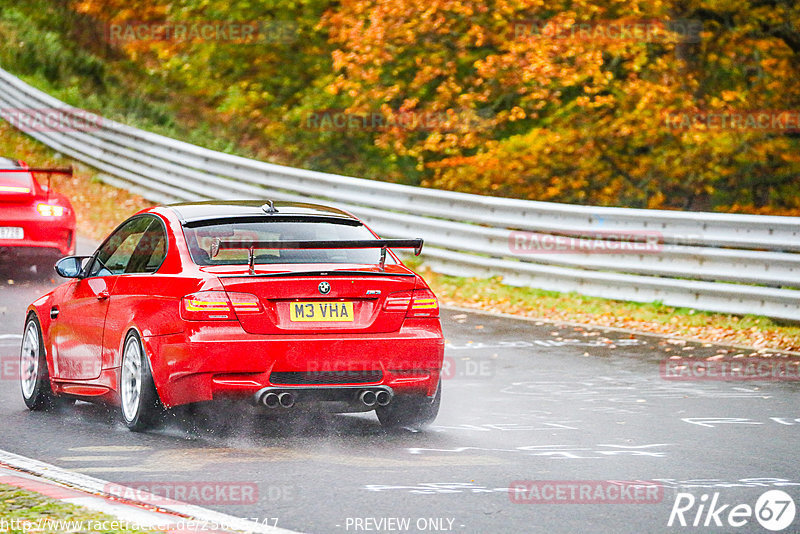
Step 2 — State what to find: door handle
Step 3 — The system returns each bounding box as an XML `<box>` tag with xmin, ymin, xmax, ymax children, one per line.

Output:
<box><xmin>97</xmin><ymin>289</ymin><xmax>110</xmax><ymax>300</ymax></box>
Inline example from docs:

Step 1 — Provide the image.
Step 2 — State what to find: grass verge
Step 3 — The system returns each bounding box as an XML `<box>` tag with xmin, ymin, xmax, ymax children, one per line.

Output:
<box><xmin>0</xmin><ymin>482</ymin><xmax>162</xmax><ymax>533</ymax></box>
<box><xmin>424</xmin><ymin>271</ymin><xmax>800</xmax><ymax>352</ymax></box>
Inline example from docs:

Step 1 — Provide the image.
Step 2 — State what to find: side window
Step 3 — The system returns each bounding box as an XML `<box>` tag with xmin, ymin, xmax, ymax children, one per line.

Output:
<box><xmin>88</xmin><ymin>217</ymin><xmax>153</xmax><ymax>277</ymax></box>
<box><xmin>127</xmin><ymin>218</ymin><xmax>167</xmax><ymax>274</ymax></box>
<box><xmin>144</xmin><ymin>229</ymin><xmax>167</xmax><ymax>272</ymax></box>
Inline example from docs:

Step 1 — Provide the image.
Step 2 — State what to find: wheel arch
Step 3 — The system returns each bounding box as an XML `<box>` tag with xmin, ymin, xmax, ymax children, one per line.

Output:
<box><xmin>116</xmin><ymin>325</ymin><xmax>165</xmax><ymax>405</ymax></box>
<box><xmin>23</xmin><ymin>307</ymin><xmax>57</xmax><ymax>380</ymax></box>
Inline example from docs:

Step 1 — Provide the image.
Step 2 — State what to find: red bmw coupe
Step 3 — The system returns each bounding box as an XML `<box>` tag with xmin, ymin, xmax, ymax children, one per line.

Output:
<box><xmin>0</xmin><ymin>158</ymin><xmax>76</xmax><ymax>273</ymax></box>
<box><xmin>21</xmin><ymin>200</ymin><xmax>444</xmax><ymax>430</ymax></box>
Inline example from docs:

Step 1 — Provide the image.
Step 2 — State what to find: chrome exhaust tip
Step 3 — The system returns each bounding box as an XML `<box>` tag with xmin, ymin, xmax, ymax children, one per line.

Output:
<box><xmin>262</xmin><ymin>392</ymin><xmax>280</xmax><ymax>408</ymax></box>
<box><xmin>278</xmin><ymin>392</ymin><xmax>295</xmax><ymax>408</ymax></box>
<box><xmin>375</xmin><ymin>390</ymin><xmax>391</xmax><ymax>406</ymax></box>
<box><xmin>359</xmin><ymin>390</ymin><xmax>377</xmax><ymax>407</ymax></box>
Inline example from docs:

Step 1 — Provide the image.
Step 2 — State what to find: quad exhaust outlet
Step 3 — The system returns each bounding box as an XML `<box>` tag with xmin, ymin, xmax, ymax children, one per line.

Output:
<box><xmin>278</xmin><ymin>392</ymin><xmax>295</xmax><ymax>408</ymax></box>
<box><xmin>254</xmin><ymin>386</ymin><xmax>393</xmax><ymax>409</ymax></box>
<box><xmin>262</xmin><ymin>392</ymin><xmax>280</xmax><ymax>408</ymax></box>
<box><xmin>358</xmin><ymin>389</ymin><xmax>392</xmax><ymax>407</ymax></box>
<box><xmin>359</xmin><ymin>390</ymin><xmax>377</xmax><ymax>407</ymax></box>
<box><xmin>262</xmin><ymin>391</ymin><xmax>296</xmax><ymax>408</ymax></box>
<box><xmin>261</xmin><ymin>391</ymin><xmax>294</xmax><ymax>408</ymax></box>
<box><xmin>375</xmin><ymin>390</ymin><xmax>391</xmax><ymax>406</ymax></box>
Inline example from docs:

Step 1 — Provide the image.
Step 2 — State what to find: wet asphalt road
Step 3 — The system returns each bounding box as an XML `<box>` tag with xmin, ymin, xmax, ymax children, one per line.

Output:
<box><xmin>0</xmin><ymin>244</ymin><xmax>798</xmax><ymax>534</ymax></box>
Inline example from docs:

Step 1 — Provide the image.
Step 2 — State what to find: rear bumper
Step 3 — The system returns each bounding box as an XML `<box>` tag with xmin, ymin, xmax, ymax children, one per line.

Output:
<box><xmin>0</xmin><ymin>243</ymin><xmax>70</xmax><ymax>260</ymax></box>
<box><xmin>0</xmin><ymin>228</ymin><xmax>75</xmax><ymax>258</ymax></box>
<box><xmin>142</xmin><ymin>319</ymin><xmax>444</xmax><ymax>407</ymax></box>
<box><xmin>1</xmin><ymin>206</ymin><xmax>76</xmax><ymax>257</ymax></box>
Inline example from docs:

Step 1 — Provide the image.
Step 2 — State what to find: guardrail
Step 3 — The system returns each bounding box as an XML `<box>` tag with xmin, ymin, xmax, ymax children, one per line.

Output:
<box><xmin>1</xmin><ymin>66</ymin><xmax>799</xmax><ymax>320</ymax></box>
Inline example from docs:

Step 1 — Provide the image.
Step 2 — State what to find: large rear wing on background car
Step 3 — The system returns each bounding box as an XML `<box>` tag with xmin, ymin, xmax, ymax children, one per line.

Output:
<box><xmin>0</xmin><ymin>167</ymin><xmax>73</xmax><ymax>199</ymax></box>
<box><xmin>211</xmin><ymin>238</ymin><xmax>424</xmax><ymax>274</ymax></box>
<box><xmin>0</xmin><ymin>167</ymin><xmax>73</xmax><ymax>174</ymax></box>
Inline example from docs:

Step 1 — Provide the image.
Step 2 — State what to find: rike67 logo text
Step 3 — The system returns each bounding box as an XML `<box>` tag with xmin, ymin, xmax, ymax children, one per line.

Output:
<box><xmin>668</xmin><ymin>490</ymin><xmax>796</xmax><ymax>531</ymax></box>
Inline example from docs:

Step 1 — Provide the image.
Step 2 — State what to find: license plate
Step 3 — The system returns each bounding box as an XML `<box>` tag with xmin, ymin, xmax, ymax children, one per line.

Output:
<box><xmin>0</xmin><ymin>227</ymin><xmax>23</xmax><ymax>240</ymax></box>
<box><xmin>290</xmin><ymin>302</ymin><xmax>354</xmax><ymax>322</ymax></box>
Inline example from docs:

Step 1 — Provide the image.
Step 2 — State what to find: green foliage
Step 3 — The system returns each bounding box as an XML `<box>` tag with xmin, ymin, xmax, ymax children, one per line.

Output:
<box><xmin>0</xmin><ymin>483</ymin><xmax>164</xmax><ymax>533</ymax></box>
<box><xmin>0</xmin><ymin>0</ymin><xmax>258</xmax><ymax>155</ymax></box>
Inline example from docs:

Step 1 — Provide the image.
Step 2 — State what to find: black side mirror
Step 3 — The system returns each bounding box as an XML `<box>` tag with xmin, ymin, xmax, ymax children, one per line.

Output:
<box><xmin>54</xmin><ymin>256</ymin><xmax>90</xmax><ymax>278</ymax></box>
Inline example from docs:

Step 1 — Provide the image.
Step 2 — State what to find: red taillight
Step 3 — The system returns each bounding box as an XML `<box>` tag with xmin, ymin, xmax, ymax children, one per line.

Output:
<box><xmin>408</xmin><ymin>289</ymin><xmax>439</xmax><ymax>317</ymax></box>
<box><xmin>384</xmin><ymin>289</ymin><xmax>439</xmax><ymax>317</ymax></box>
<box><xmin>228</xmin><ymin>292</ymin><xmax>263</xmax><ymax>315</ymax></box>
<box><xmin>181</xmin><ymin>291</ymin><xmax>262</xmax><ymax>321</ymax></box>
<box><xmin>384</xmin><ymin>291</ymin><xmax>412</xmax><ymax>312</ymax></box>
<box><xmin>181</xmin><ymin>291</ymin><xmax>233</xmax><ymax>321</ymax></box>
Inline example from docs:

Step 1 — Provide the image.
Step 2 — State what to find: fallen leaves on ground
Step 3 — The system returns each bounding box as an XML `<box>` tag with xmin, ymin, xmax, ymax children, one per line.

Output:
<box><xmin>427</xmin><ymin>272</ymin><xmax>800</xmax><ymax>353</ymax></box>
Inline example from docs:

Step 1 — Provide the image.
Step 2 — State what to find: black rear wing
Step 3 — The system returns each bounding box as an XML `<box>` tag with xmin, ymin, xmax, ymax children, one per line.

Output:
<box><xmin>0</xmin><ymin>167</ymin><xmax>73</xmax><ymax>200</ymax></box>
<box><xmin>7</xmin><ymin>167</ymin><xmax>74</xmax><ymax>175</ymax></box>
<box><xmin>210</xmin><ymin>238</ymin><xmax>423</xmax><ymax>274</ymax></box>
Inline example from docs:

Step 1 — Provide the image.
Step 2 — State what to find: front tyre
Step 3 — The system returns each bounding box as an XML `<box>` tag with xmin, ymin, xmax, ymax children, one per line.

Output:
<box><xmin>20</xmin><ymin>314</ymin><xmax>58</xmax><ymax>410</ymax></box>
<box><xmin>376</xmin><ymin>382</ymin><xmax>441</xmax><ymax>430</ymax></box>
<box><xmin>120</xmin><ymin>331</ymin><xmax>162</xmax><ymax>431</ymax></box>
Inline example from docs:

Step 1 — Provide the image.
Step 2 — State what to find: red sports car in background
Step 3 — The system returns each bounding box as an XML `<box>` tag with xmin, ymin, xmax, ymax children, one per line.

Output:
<box><xmin>0</xmin><ymin>158</ymin><xmax>76</xmax><ymax>273</ymax></box>
<box><xmin>21</xmin><ymin>200</ymin><xmax>444</xmax><ymax>431</ymax></box>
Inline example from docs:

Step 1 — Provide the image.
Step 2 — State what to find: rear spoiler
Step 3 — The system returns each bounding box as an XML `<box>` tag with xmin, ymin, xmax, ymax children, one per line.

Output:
<box><xmin>1</xmin><ymin>167</ymin><xmax>74</xmax><ymax>175</ymax></box>
<box><xmin>0</xmin><ymin>167</ymin><xmax>73</xmax><ymax>200</ymax></box>
<box><xmin>211</xmin><ymin>238</ymin><xmax>423</xmax><ymax>274</ymax></box>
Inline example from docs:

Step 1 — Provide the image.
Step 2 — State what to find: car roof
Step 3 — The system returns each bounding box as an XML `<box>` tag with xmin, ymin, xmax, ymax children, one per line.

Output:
<box><xmin>0</xmin><ymin>157</ymin><xmax>23</xmax><ymax>169</ymax></box>
<box><xmin>168</xmin><ymin>200</ymin><xmax>359</xmax><ymax>225</ymax></box>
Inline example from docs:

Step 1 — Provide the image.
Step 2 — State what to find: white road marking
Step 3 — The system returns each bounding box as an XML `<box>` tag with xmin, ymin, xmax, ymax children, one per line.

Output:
<box><xmin>67</xmin><ymin>446</ymin><xmax>151</xmax><ymax>453</ymax></box>
<box><xmin>73</xmin><ymin>466</ymin><xmax>169</xmax><ymax>473</ymax></box>
<box><xmin>58</xmin><ymin>456</ymin><xmax>132</xmax><ymax>462</ymax></box>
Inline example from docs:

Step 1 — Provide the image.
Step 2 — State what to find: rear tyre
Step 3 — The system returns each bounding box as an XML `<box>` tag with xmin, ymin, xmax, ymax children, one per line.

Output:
<box><xmin>376</xmin><ymin>382</ymin><xmax>441</xmax><ymax>430</ymax></box>
<box><xmin>120</xmin><ymin>331</ymin><xmax>162</xmax><ymax>431</ymax></box>
<box><xmin>20</xmin><ymin>314</ymin><xmax>58</xmax><ymax>410</ymax></box>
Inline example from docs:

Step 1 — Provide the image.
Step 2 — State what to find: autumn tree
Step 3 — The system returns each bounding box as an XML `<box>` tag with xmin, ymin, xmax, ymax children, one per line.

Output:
<box><xmin>320</xmin><ymin>0</ymin><xmax>800</xmax><ymax>211</ymax></box>
<box><xmin>27</xmin><ymin>0</ymin><xmax>800</xmax><ymax>212</ymax></box>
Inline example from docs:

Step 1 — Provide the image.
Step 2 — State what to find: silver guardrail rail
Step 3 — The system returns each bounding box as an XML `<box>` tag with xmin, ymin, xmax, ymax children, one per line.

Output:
<box><xmin>1</xmin><ymin>66</ymin><xmax>799</xmax><ymax>320</ymax></box>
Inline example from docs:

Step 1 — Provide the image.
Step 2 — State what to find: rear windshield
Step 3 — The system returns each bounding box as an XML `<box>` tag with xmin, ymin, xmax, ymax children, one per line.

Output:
<box><xmin>182</xmin><ymin>220</ymin><xmax>397</xmax><ymax>266</ymax></box>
